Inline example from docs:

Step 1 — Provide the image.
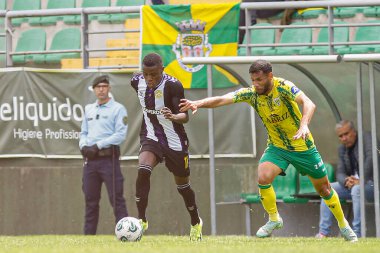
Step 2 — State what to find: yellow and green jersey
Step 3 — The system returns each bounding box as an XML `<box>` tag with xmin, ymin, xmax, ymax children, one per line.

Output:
<box><xmin>233</xmin><ymin>77</ymin><xmax>315</xmax><ymax>151</ymax></box>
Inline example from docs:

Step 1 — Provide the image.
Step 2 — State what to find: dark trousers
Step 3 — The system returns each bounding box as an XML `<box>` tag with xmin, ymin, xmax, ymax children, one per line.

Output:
<box><xmin>82</xmin><ymin>157</ymin><xmax>128</xmax><ymax>235</ymax></box>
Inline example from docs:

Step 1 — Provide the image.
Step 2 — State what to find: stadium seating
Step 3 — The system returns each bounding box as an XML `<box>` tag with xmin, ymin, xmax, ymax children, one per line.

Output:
<box><xmin>61</xmin><ymin>15</ymin><xmax>141</xmax><ymax>69</ymax></box>
<box><xmin>34</xmin><ymin>28</ymin><xmax>81</xmax><ymax>64</ymax></box>
<box><xmin>98</xmin><ymin>0</ymin><xmax>145</xmax><ymax>24</ymax></box>
<box><xmin>294</xmin><ymin>8</ymin><xmax>327</xmax><ymax>19</ymax></box>
<box><xmin>240</xmin><ymin>164</ymin><xmax>299</xmax><ymax>204</ymax></box>
<box><xmin>363</xmin><ymin>7</ymin><xmax>380</xmax><ymax>17</ymax></box>
<box><xmin>333</xmin><ymin>7</ymin><xmax>371</xmax><ymax>18</ymax></box>
<box><xmin>337</xmin><ymin>20</ymin><xmax>380</xmax><ymax>54</ymax></box>
<box><xmin>261</xmin><ymin>22</ymin><xmax>312</xmax><ymax>55</ymax></box>
<box><xmin>11</xmin><ymin>0</ymin><xmax>41</xmax><ymax>27</ymax></box>
<box><xmin>238</xmin><ymin>23</ymin><xmax>275</xmax><ymax>56</ymax></box>
<box><xmin>13</xmin><ymin>28</ymin><xmax>46</xmax><ymax>64</ymax></box>
<box><xmin>31</xmin><ymin>0</ymin><xmax>76</xmax><ymax>26</ymax></box>
<box><xmin>64</xmin><ymin>0</ymin><xmax>110</xmax><ymax>25</ymax></box>
<box><xmin>300</xmin><ymin>21</ymin><xmax>349</xmax><ymax>55</ymax></box>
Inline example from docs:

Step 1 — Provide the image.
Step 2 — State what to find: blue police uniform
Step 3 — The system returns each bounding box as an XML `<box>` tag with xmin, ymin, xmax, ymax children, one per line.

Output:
<box><xmin>79</xmin><ymin>98</ymin><xmax>128</xmax><ymax>235</ymax></box>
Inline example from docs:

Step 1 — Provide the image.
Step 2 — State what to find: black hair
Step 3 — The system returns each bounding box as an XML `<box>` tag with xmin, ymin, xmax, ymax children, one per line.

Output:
<box><xmin>142</xmin><ymin>53</ymin><xmax>163</xmax><ymax>67</ymax></box>
<box><xmin>92</xmin><ymin>75</ymin><xmax>110</xmax><ymax>88</ymax></box>
<box><xmin>249</xmin><ymin>60</ymin><xmax>273</xmax><ymax>74</ymax></box>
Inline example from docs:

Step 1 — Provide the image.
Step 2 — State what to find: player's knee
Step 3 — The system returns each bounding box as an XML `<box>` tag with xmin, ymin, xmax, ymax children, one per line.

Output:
<box><xmin>257</xmin><ymin>173</ymin><xmax>274</xmax><ymax>185</ymax></box>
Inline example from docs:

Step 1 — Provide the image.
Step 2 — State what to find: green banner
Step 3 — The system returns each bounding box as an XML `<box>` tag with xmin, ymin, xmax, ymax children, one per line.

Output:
<box><xmin>0</xmin><ymin>69</ymin><xmax>141</xmax><ymax>158</ymax></box>
<box><xmin>0</xmin><ymin>68</ymin><xmax>253</xmax><ymax>158</ymax></box>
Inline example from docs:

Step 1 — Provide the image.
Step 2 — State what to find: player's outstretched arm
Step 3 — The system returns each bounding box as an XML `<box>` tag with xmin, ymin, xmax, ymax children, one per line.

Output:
<box><xmin>179</xmin><ymin>93</ymin><xmax>235</xmax><ymax>114</ymax></box>
<box><xmin>161</xmin><ymin>107</ymin><xmax>189</xmax><ymax>124</ymax></box>
<box><xmin>293</xmin><ymin>93</ymin><xmax>316</xmax><ymax>140</ymax></box>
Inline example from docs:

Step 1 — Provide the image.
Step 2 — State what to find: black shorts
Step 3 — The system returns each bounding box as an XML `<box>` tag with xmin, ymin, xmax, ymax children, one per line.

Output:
<box><xmin>139</xmin><ymin>139</ymin><xmax>190</xmax><ymax>177</ymax></box>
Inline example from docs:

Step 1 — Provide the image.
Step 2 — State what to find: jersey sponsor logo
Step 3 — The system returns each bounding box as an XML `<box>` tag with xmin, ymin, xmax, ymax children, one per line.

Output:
<box><xmin>173</xmin><ymin>19</ymin><xmax>212</xmax><ymax>73</ymax></box>
<box><xmin>155</xmin><ymin>90</ymin><xmax>163</xmax><ymax>99</ymax></box>
<box><xmin>273</xmin><ymin>97</ymin><xmax>281</xmax><ymax>106</ymax></box>
<box><xmin>143</xmin><ymin>107</ymin><xmax>163</xmax><ymax>115</ymax></box>
<box><xmin>266</xmin><ymin>112</ymin><xmax>289</xmax><ymax>124</ymax></box>
<box><xmin>291</xmin><ymin>86</ymin><xmax>300</xmax><ymax>95</ymax></box>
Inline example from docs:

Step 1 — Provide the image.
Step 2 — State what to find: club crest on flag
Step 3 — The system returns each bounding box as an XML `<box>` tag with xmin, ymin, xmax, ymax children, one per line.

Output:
<box><xmin>173</xmin><ymin>19</ymin><xmax>212</xmax><ymax>73</ymax></box>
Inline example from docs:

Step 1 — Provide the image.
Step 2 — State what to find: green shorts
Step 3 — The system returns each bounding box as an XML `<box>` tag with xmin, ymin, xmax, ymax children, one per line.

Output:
<box><xmin>259</xmin><ymin>145</ymin><xmax>327</xmax><ymax>179</ymax></box>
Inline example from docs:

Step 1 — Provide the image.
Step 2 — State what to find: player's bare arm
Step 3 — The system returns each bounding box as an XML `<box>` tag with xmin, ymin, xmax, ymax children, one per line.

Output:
<box><xmin>179</xmin><ymin>93</ymin><xmax>235</xmax><ymax>114</ymax></box>
<box><xmin>161</xmin><ymin>107</ymin><xmax>189</xmax><ymax>123</ymax></box>
<box><xmin>293</xmin><ymin>93</ymin><xmax>316</xmax><ymax>140</ymax></box>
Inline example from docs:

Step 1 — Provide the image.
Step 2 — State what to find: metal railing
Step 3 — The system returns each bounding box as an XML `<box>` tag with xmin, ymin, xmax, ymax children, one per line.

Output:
<box><xmin>0</xmin><ymin>1</ymin><xmax>380</xmax><ymax>68</ymax></box>
<box><xmin>240</xmin><ymin>0</ymin><xmax>380</xmax><ymax>56</ymax></box>
<box><xmin>1</xmin><ymin>6</ymin><xmax>141</xmax><ymax>69</ymax></box>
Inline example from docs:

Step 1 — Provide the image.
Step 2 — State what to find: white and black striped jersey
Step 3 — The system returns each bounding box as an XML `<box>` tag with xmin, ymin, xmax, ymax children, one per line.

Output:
<box><xmin>131</xmin><ymin>73</ymin><xmax>189</xmax><ymax>152</ymax></box>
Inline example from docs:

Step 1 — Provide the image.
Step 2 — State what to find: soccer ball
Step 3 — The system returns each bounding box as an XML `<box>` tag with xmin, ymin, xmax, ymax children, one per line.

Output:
<box><xmin>115</xmin><ymin>217</ymin><xmax>143</xmax><ymax>242</ymax></box>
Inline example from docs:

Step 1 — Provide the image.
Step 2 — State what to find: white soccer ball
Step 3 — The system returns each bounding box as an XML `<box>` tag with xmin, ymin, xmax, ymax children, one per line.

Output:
<box><xmin>115</xmin><ymin>217</ymin><xmax>143</xmax><ymax>242</ymax></box>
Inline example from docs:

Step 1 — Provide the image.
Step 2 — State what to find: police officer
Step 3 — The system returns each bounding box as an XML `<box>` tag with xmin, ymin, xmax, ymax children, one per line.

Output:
<box><xmin>79</xmin><ymin>75</ymin><xmax>128</xmax><ymax>235</ymax></box>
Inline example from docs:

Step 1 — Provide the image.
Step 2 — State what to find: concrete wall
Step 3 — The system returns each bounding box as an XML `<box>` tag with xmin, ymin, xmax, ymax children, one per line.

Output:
<box><xmin>1</xmin><ymin>157</ymin><xmax>375</xmax><ymax>236</ymax></box>
<box><xmin>0</xmin><ymin>157</ymin><xmax>254</xmax><ymax>235</ymax></box>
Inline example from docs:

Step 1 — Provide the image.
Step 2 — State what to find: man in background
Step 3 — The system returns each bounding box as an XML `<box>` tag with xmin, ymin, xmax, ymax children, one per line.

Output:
<box><xmin>316</xmin><ymin>120</ymin><xmax>375</xmax><ymax>238</ymax></box>
<box><xmin>79</xmin><ymin>75</ymin><xmax>129</xmax><ymax>235</ymax></box>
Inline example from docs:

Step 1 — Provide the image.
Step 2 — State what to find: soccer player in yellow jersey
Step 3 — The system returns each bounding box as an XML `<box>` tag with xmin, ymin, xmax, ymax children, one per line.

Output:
<box><xmin>179</xmin><ymin>60</ymin><xmax>358</xmax><ymax>242</ymax></box>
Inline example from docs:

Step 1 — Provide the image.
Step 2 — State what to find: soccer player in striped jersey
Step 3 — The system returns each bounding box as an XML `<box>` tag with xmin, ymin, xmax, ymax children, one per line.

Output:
<box><xmin>179</xmin><ymin>59</ymin><xmax>358</xmax><ymax>242</ymax></box>
<box><xmin>131</xmin><ymin>53</ymin><xmax>202</xmax><ymax>241</ymax></box>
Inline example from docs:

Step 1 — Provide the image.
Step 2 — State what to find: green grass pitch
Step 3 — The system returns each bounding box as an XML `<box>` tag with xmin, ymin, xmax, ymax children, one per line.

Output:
<box><xmin>0</xmin><ymin>235</ymin><xmax>379</xmax><ymax>253</ymax></box>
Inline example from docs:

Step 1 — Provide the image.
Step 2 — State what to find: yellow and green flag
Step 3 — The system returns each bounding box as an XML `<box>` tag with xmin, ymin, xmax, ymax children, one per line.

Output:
<box><xmin>142</xmin><ymin>3</ymin><xmax>241</xmax><ymax>89</ymax></box>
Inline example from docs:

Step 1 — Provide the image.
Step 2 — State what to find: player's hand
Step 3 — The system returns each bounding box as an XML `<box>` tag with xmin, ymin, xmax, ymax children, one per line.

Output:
<box><xmin>82</xmin><ymin>144</ymin><xmax>99</xmax><ymax>159</ymax></box>
<box><xmin>161</xmin><ymin>107</ymin><xmax>175</xmax><ymax>120</ymax></box>
<box><xmin>179</xmin><ymin>99</ymin><xmax>198</xmax><ymax>114</ymax></box>
<box><xmin>293</xmin><ymin>125</ymin><xmax>310</xmax><ymax>140</ymax></box>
